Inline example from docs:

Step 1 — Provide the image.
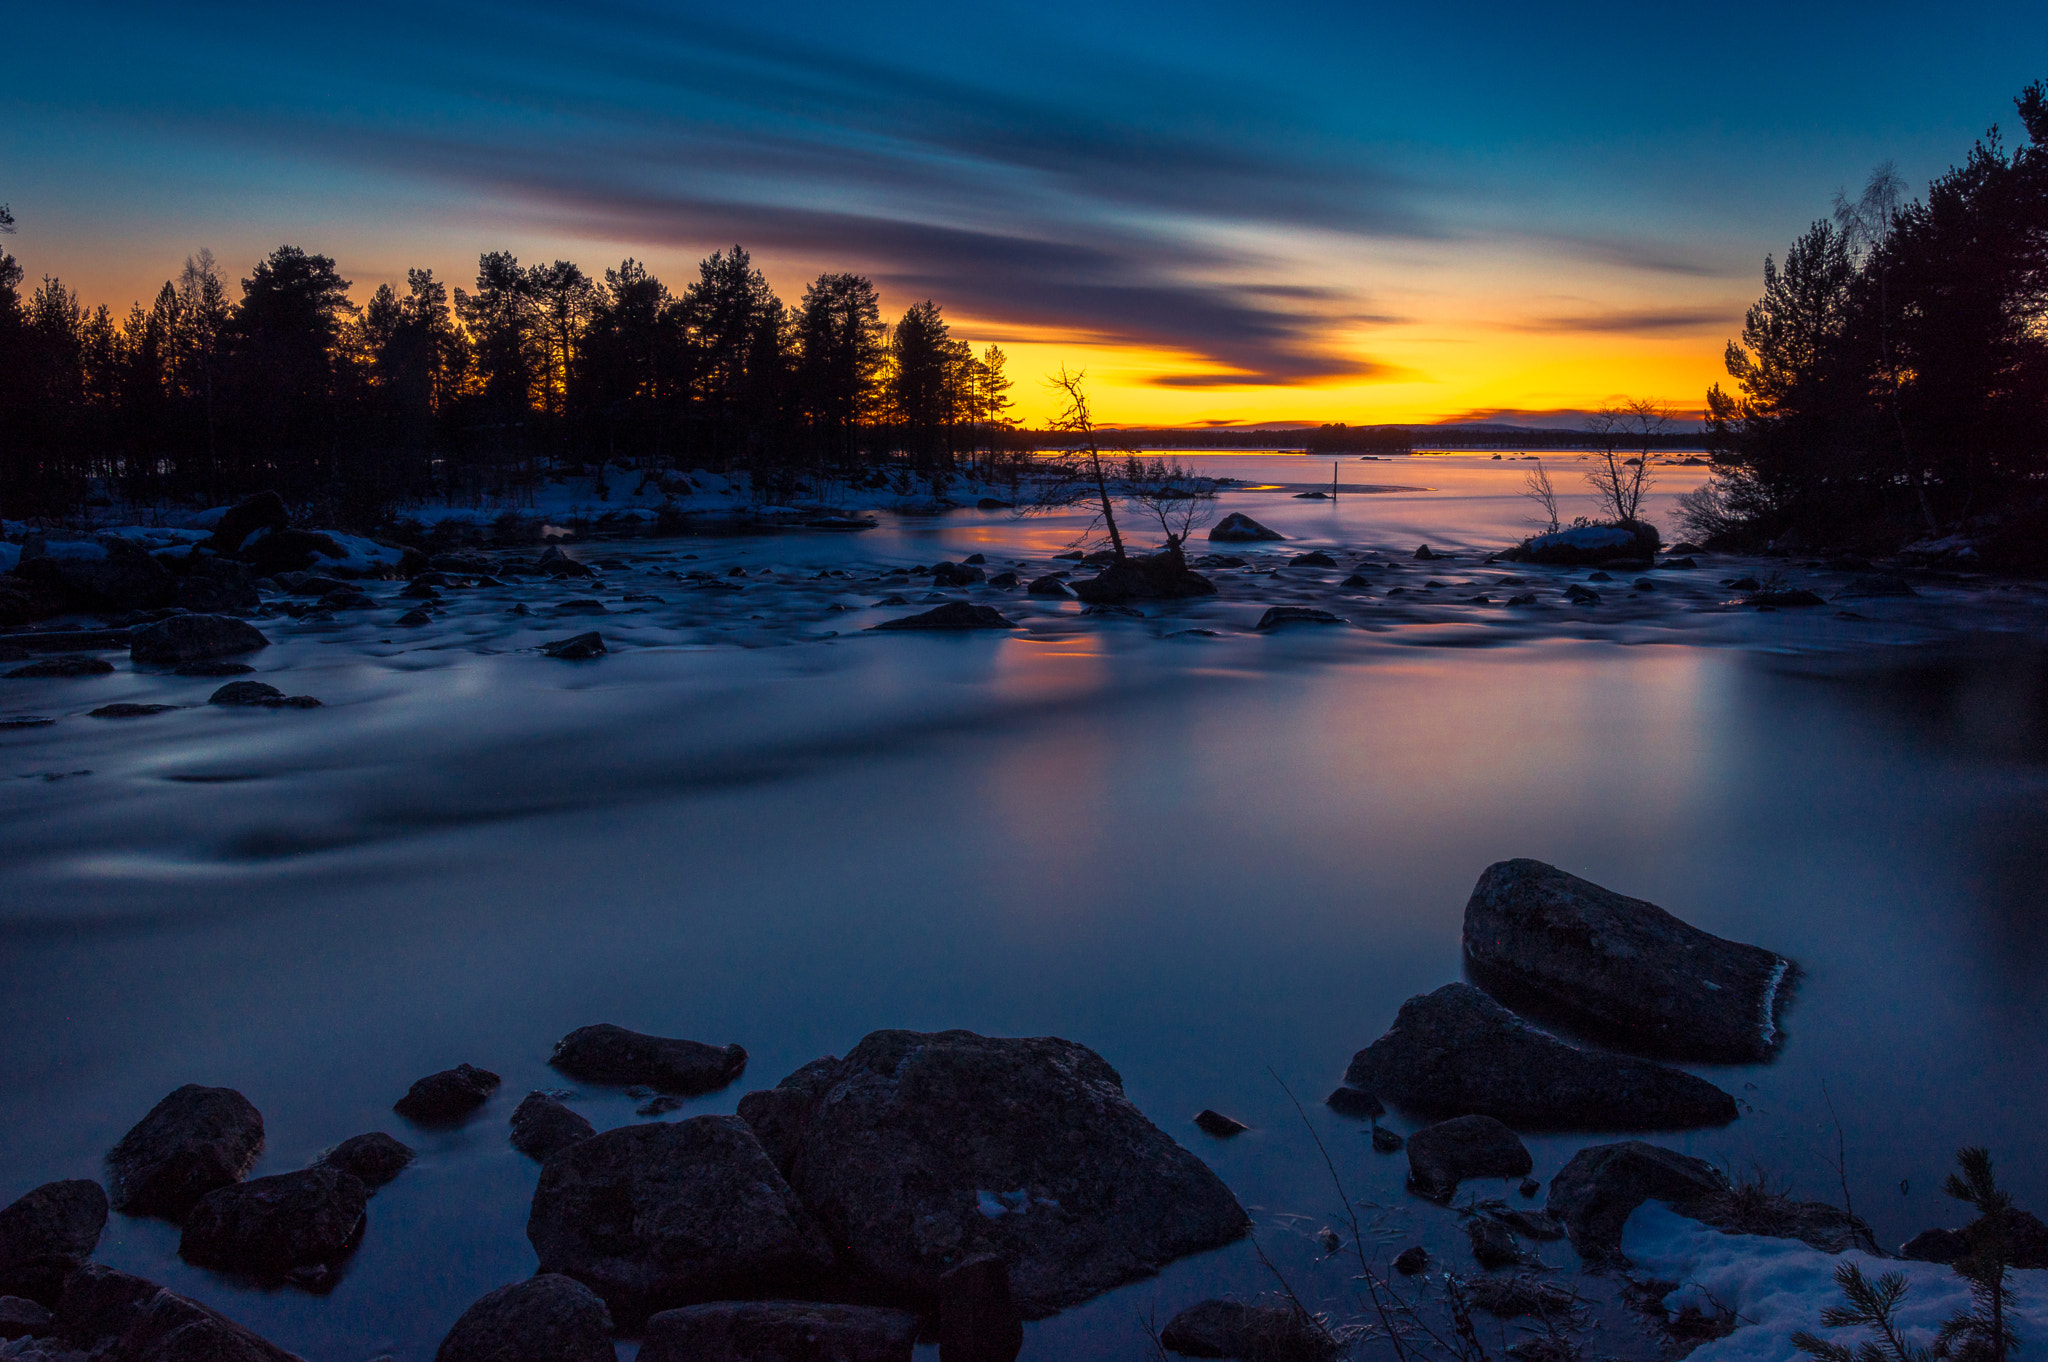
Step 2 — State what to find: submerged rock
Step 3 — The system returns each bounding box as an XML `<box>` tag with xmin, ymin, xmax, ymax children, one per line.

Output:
<box><xmin>208</xmin><ymin>680</ymin><xmax>319</xmax><ymax>709</ymax></box>
<box><xmin>1405</xmin><ymin>1115</ymin><xmax>1532</xmax><ymax>1201</ymax></box>
<box><xmin>510</xmin><ymin>1092</ymin><xmax>597</xmax><ymax>1161</ymax></box>
<box><xmin>5</xmin><ymin>656</ymin><xmax>115</xmax><ymax>679</ymax></box>
<box><xmin>639</xmin><ymin>1301</ymin><xmax>918</xmax><ymax>1362</ymax></box>
<box><xmin>1324</xmin><ymin>1088</ymin><xmax>1384</xmax><ymax>1119</ymax></box>
<box><xmin>539</xmin><ymin>632</ymin><xmax>606</xmax><ymax>660</ymax></box>
<box><xmin>1462</xmin><ymin>859</ymin><xmax>1796</xmax><ymax>1063</ymax></box>
<box><xmin>868</xmin><ymin>603</ymin><xmax>1015</xmax><ymax>631</ymax></box>
<box><xmin>106</xmin><ymin>1085</ymin><xmax>265</xmax><ymax>1221</ymax></box>
<box><xmin>735</xmin><ymin>1029</ymin><xmax>1250</xmax><ymax>1317</ymax></box>
<box><xmin>315</xmin><ymin>1133</ymin><xmax>414</xmax><ymax>1190</ymax></box>
<box><xmin>435</xmin><ymin>1274</ymin><xmax>616</xmax><ymax>1362</ymax></box>
<box><xmin>1343</xmin><ymin>984</ymin><xmax>1737</xmax><ymax>1130</ymax></box>
<box><xmin>88</xmin><ymin>703</ymin><xmax>177</xmax><ymax>719</ymax></box>
<box><xmin>1256</xmin><ymin>607</ymin><xmax>1344</xmax><ymax>630</ymax></box>
<box><xmin>550</xmin><ymin>1024</ymin><xmax>747</xmax><ymax>1095</ymax></box>
<box><xmin>50</xmin><ymin>1263</ymin><xmax>305</xmax><ymax>1361</ymax></box>
<box><xmin>1157</xmin><ymin>1299</ymin><xmax>1338</xmax><ymax>1361</ymax></box>
<box><xmin>1209</xmin><ymin>513</ymin><xmax>1283</xmax><ymax>543</ymax></box>
<box><xmin>0</xmin><ymin>1181</ymin><xmax>108</xmax><ymax>1305</ymax></box>
<box><xmin>130</xmin><ymin>615</ymin><xmax>270</xmax><ymax>666</ymax></box>
<box><xmin>527</xmin><ymin>1117</ymin><xmax>834</xmax><ymax>1327</ymax></box>
<box><xmin>179</xmin><ymin>1167</ymin><xmax>367</xmax><ymax>1280</ymax></box>
<box><xmin>394</xmin><ymin>1064</ymin><xmax>501</xmax><ymax>1124</ymax></box>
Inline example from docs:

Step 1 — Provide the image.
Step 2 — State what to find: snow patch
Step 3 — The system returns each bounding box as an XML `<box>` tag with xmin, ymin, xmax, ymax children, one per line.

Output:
<box><xmin>1758</xmin><ymin>957</ymin><xmax>1790</xmax><ymax>1049</ymax></box>
<box><xmin>311</xmin><ymin>532</ymin><xmax>405</xmax><ymax>575</ymax></box>
<box><xmin>0</xmin><ymin>543</ymin><xmax>17</xmax><ymax>573</ymax></box>
<box><xmin>1527</xmin><ymin>525</ymin><xmax>1638</xmax><ymax>551</ymax></box>
<box><xmin>976</xmin><ymin>1188</ymin><xmax>1051</xmax><ymax>1218</ymax></box>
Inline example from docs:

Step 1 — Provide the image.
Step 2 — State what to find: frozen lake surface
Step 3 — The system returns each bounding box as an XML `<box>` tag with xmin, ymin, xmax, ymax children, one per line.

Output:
<box><xmin>4</xmin><ymin>455</ymin><xmax>2048</xmax><ymax>1359</ymax></box>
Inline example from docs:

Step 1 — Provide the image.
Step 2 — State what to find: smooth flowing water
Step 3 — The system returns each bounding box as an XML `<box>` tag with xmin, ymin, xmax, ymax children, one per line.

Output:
<box><xmin>3</xmin><ymin>455</ymin><xmax>2045</xmax><ymax>1360</ymax></box>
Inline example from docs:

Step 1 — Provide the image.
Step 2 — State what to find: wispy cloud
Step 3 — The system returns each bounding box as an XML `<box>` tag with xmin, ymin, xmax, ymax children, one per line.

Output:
<box><xmin>1507</xmin><ymin>307</ymin><xmax>1736</xmax><ymax>336</ymax></box>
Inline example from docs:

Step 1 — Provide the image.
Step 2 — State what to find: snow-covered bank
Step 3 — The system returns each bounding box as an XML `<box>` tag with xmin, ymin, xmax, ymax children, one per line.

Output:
<box><xmin>1623</xmin><ymin>1203</ymin><xmax>2048</xmax><ymax>1361</ymax></box>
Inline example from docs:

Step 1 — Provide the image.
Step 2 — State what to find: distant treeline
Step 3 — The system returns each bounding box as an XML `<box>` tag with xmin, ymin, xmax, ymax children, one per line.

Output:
<box><xmin>1696</xmin><ymin>79</ymin><xmax>2048</xmax><ymax>555</ymax></box>
<box><xmin>0</xmin><ymin>239</ymin><xmax>1020</xmax><ymax>524</ymax></box>
<box><xmin>1048</xmin><ymin>424</ymin><xmax>1415</xmax><ymax>453</ymax></box>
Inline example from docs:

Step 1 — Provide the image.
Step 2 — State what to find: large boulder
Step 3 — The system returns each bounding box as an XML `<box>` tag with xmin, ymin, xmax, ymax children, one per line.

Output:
<box><xmin>1070</xmin><ymin>552</ymin><xmax>1216</xmax><ymax>603</ymax></box>
<box><xmin>526</xmin><ymin>1117</ymin><xmax>835</xmax><ymax>1328</ymax></box>
<box><xmin>1209</xmin><ymin>514</ymin><xmax>1283</xmax><ymax>543</ymax></box>
<box><xmin>50</xmin><ymin>1263</ymin><xmax>305</xmax><ymax>1361</ymax></box>
<box><xmin>0</xmin><ymin>1181</ymin><xmax>108</xmax><ymax>1305</ymax></box>
<box><xmin>12</xmin><ymin>537</ymin><xmax>174</xmax><ymax>614</ymax></box>
<box><xmin>236</xmin><ymin>529</ymin><xmax>350</xmax><ymax>580</ymax></box>
<box><xmin>1462</xmin><ymin>859</ymin><xmax>1797</xmax><ymax>1063</ymax></box>
<box><xmin>435</xmin><ymin>1274</ymin><xmax>616</xmax><ymax>1362</ymax></box>
<box><xmin>1157</xmin><ymin>1299</ymin><xmax>1338</xmax><ymax>1360</ymax></box>
<box><xmin>1343</xmin><ymin>984</ymin><xmax>1737</xmax><ymax>1130</ymax></box>
<box><xmin>1502</xmin><ymin>522</ymin><xmax>1659</xmax><ymax>566</ymax></box>
<box><xmin>178</xmin><ymin>1167</ymin><xmax>366</xmax><ymax>1280</ymax></box>
<box><xmin>868</xmin><ymin>603</ymin><xmax>1015</xmax><ymax>631</ymax></box>
<box><xmin>106</xmin><ymin>1086</ymin><xmax>265</xmax><ymax>1221</ymax></box>
<box><xmin>734</xmin><ymin>1029</ymin><xmax>1251</xmax><ymax>1318</ymax></box>
<box><xmin>1404</xmin><ymin>1116</ymin><xmax>1532</xmax><ymax>1201</ymax></box>
<box><xmin>206</xmin><ymin>493</ymin><xmax>290</xmax><ymax>556</ymax></box>
<box><xmin>550</xmin><ymin>1024</ymin><xmax>747</xmax><ymax>1095</ymax></box>
<box><xmin>639</xmin><ymin>1301</ymin><xmax>918</xmax><ymax>1362</ymax></box>
<box><xmin>1544</xmin><ymin>1142</ymin><xmax>1727</xmax><ymax>1265</ymax></box>
<box><xmin>129</xmin><ymin>616</ymin><xmax>270</xmax><ymax>667</ymax></box>
<box><xmin>510</xmin><ymin>1092</ymin><xmax>596</xmax><ymax>1161</ymax></box>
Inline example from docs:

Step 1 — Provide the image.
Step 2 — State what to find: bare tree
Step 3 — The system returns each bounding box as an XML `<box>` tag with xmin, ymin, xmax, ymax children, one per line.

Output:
<box><xmin>1522</xmin><ymin>459</ymin><xmax>1561</xmax><ymax>532</ymax></box>
<box><xmin>1584</xmin><ymin>398</ymin><xmax>1664</xmax><ymax>523</ymax></box>
<box><xmin>1120</xmin><ymin>454</ymin><xmax>1216</xmax><ymax>563</ymax></box>
<box><xmin>1028</xmin><ymin>365</ymin><xmax>1128</xmax><ymax>560</ymax></box>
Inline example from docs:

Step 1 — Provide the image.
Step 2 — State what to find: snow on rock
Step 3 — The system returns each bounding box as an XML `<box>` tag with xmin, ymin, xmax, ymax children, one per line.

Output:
<box><xmin>310</xmin><ymin>532</ymin><xmax>405</xmax><ymax>575</ymax></box>
<box><xmin>0</xmin><ymin>543</ymin><xmax>18</xmax><ymax>573</ymax></box>
<box><xmin>1620</xmin><ymin>1202</ymin><xmax>2048</xmax><ymax>1362</ymax></box>
<box><xmin>97</xmin><ymin>526</ymin><xmax>212</xmax><ymax>550</ymax></box>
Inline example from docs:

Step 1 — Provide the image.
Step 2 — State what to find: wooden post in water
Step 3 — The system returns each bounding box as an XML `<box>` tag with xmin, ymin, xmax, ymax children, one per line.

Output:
<box><xmin>1332</xmin><ymin>461</ymin><xmax>1338</xmax><ymax>499</ymax></box>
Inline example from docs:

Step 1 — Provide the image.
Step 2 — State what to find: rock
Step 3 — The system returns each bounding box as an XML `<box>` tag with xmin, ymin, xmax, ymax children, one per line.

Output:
<box><xmin>238</xmin><ymin>529</ymin><xmax>354</xmax><ymax>579</ymax></box>
<box><xmin>1290</xmin><ymin>552</ymin><xmax>1337</xmax><ymax>567</ymax></box>
<box><xmin>539</xmin><ymin>632</ymin><xmax>606</xmax><ymax>660</ymax></box>
<box><xmin>639</xmin><ymin>1301</ymin><xmax>918</xmax><ymax>1362</ymax></box>
<box><xmin>1371</xmin><ymin>1127</ymin><xmax>1404</xmax><ymax>1154</ymax></box>
<box><xmin>1157</xmin><ymin>1300</ymin><xmax>1337</xmax><ymax>1360</ymax></box>
<box><xmin>1505</xmin><ymin>523</ymin><xmax>1660</xmax><ymax>566</ymax></box>
<box><xmin>207</xmin><ymin>681</ymin><xmax>283</xmax><ymax>706</ymax></box>
<box><xmin>317</xmin><ymin>587</ymin><xmax>375</xmax><ymax>611</ymax></box>
<box><xmin>396</xmin><ymin>608</ymin><xmax>433</xmax><ymax>627</ymax></box>
<box><xmin>175</xmin><ymin>660</ymin><xmax>255</xmax><ymax>677</ymax></box>
<box><xmin>1748</xmin><ymin>588</ymin><xmax>1825</xmax><ymax>607</ymax></box>
<box><xmin>1564</xmin><ymin>584</ymin><xmax>1600</xmax><ymax>604</ymax></box>
<box><xmin>938</xmin><ymin>1255</ymin><xmax>1023</xmax><ymax>1362</ymax></box>
<box><xmin>1544</xmin><ymin>1141</ymin><xmax>1728</xmax><ymax>1264</ymax></box>
<box><xmin>1070</xmin><ymin>552</ymin><xmax>1216</xmax><ymax>603</ymax></box>
<box><xmin>1026</xmin><ymin>576</ymin><xmax>1074</xmax><ymax>597</ymax></box>
<box><xmin>50</xmin><ymin>1263</ymin><xmax>306</xmax><ymax>1361</ymax></box>
<box><xmin>1392</xmin><ymin>1245</ymin><xmax>1428</xmax><ymax>1275</ymax></box>
<box><xmin>179</xmin><ymin>1167</ymin><xmax>366</xmax><ymax>1279</ymax></box>
<box><xmin>511</xmin><ymin>1092</ymin><xmax>597</xmax><ymax>1161</ymax></box>
<box><xmin>1586</xmin><ymin>571</ymin><xmax>1613</xmax><ymax>582</ymax></box>
<box><xmin>1836</xmin><ymin>574</ymin><xmax>1916</xmax><ymax>599</ymax></box>
<box><xmin>130</xmin><ymin>615</ymin><xmax>269</xmax><ymax>666</ymax></box>
<box><xmin>1405</xmin><ymin>1116</ymin><xmax>1532</xmax><ymax>1201</ymax></box>
<box><xmin>1194</xmin><ymin>1110</ymin><xmax>1248</xmax><ymax>1138</ymax></box>
<box><xmin>1466</xmin><ymin>1217</ymin><xmax>1522</xmax><ymax>1269</ymax></box>
<box><xmin>0</xmin><ymin>1295</ymin><xmax>51</xmax><ymax>1340</ymax></box>
<box><xmin>549</xmin><ymin>1024</ymin><xmax>748</xmax><ymax>1095</ymax></box>
<box><xmin>1632</xmin><ymin>578</ymin><xmax>1655</xmax><ymax>591</ymax></box>
<box><xmin>1256</xmin><ymin>607</ymin><xmax>1344</xmax><ymax>629</ymax></box>
<box><xmin>1486</xmin><ymin>1205</ymin><xmax>1565</xmax><ymax>1241</ymax></box>
<box><xmin>207</xmin><ymin>493</ymin><xmax>291</xmax><ymax>556</ymax></box>
<box><xmin>428</xmin><ymin>551</ymin><xmax>492</xmax><ymax>574</ymax></box>
<box><xmin>1462</xmin><ymin>859</ymin><xmax>1797</xmax><ymax>1063</ymax></box>
<box><xmin>1343</xmin><ymin>983</ymin><xmax>1737</xmax><ymax>1130</ymax></box>
<box><xmin>1413</xmin><ymin>545</ymin><xmax>1438</xmax><ymax>559</ymax></box>
<box><xmin>1324</xmin><ymin>1088</ymin><xmax>1383</xmax><ymax>1119</ymax></box>
<box><xmin>393</xmin><ymin>1064</ymin><xmax>501</xmax><ymax>1124</ymax></box>
<box><xmin>868</xmin><ymin>603</ymin><xmax>1015</xmax><ymax>631</ymax></box>
<box><xmin>106</xmin><ymin>1085</ymin><xmax>265</xmax><ymax>1221</ymax></box>
<box><xmin>13</xmin><ymin>537</ymin><xmax>174</xmax><ymax>614</ymax></box>
<box><xmin>1209</xmin><ymin>514</ymin><xmax>1283</xmax><ymax>543</ymax></box>
<box><xmin>1519</xmin><ymin>1177</ymin><xmax>1540</xmax><ymax>1199</ymax></box>
<box><xmin>735</xmin><ymin>1029</ymin><xmax>1250</xmax><ymax>1317</ymax></box>
<box><xmin>1901</xmin><ymin>1227</ymin><xmax>1971</xmax><ymax>1262</ymax></box>
<box><xmin>315</xmin><ymin>1133</ymin><xmax>414</xmax><ymax>1190</ymax></box>
<box><xmin>526</xmin><ymin>1117</ymin><xmax>834</xmax><ymax>1327</ymax></box>
<box><xmin>6</xmin><ymin>656</ymin><xmax>115</xmax><ymax>679</ymax></box>
<box><xmin>0</xmin><ymin>1182</ymin><xmax>108</xmax><ymax>1306</ymax></box>
<box><xmin>89</xmin><ymin>703</ymin><xmax>177</xmax><ymax>718</ymax></box>
<box><xmin>553</xmin><ymin>599</ymin><xmax>609</xmax><ymax>615</ymax></box>
<box><xmin>1725</xmin><ymin>576</ymin><xmax>1761</xmax><ymax>592</ymax></box>
<box><xmin>931</xmin><ymin>562</ymin><xmax>987</xmax><ymax>587</ymax></box>
<box><xmin>1340</xmin><ymin>573</ymin><xmax>1372</xmax><ymax>588</ymax></box>
<box><xmin>986</xmin><ymin>572</ymin><xmax>1019</xmax><ymax>589</ymax></box>
<box><xmin>435</xmin><ymin>1274</ymin><xmax>616</xmax><ymax>1362</ymax></box>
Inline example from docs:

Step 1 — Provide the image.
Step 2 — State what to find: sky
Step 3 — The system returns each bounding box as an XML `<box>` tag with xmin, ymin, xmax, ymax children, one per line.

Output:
<box><xmin>5</xmin><ymin>0</ymin><xmax>2045</xmax><ymax>428</ymax></box>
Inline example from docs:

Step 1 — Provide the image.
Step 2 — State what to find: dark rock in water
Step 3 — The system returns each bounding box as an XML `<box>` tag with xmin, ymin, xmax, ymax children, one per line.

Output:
<box><xmin>0</xmin><ymin>1295</ymin><xmax>51</xmax><ymax>1340</ymax></box>
<box><xmin>1586</xmin><ymin>571</ymin><xmax>1613</xmax><ymax>583</ymax></box>
<box><xmin>734</xmin><ymin>1029</ymin><xmax>1249</xmax><ymax>1318</ymax></box>
<box><xmin>394</xmin><ymin>1064</ymin><xmax>501</xmax><ymax>1124</ymax></box>
<box><xmin>553</xmin><ymin>599</ymin><xmax>609</xmax><ymax>615</ymax></box>
<box><xmin>51</xmin><ymin>1263</ymin><xmax>306</xmax><ymax>1361</ymax></box>
<box><xmin>939</xmin><ymin>1254</ymin><xmax>1023</xmax><ymax>1362</ymax></box>
<box><xmin>539</xmin><ymin>632</ymin><xmax>607</xmax><ymax>660</ymax></box>
<box><xmin>1081</xmin><ymin>603</ymin><xmax>1142</xmax><ymax>618</ymax></box>
<box><xmin>0</xmin><ymin>1181</ymin><xmax>108</xmax><ymax>1306</ymax></box>
<box><xmin>1505</xmin><ymin>523</ymin><xmax>1660</xmax><ymax>566</ymax></box>
<box><xmin>1519</xmin><ymin>1177</ymin><xmax>1540</xmax><ymax>1199</ymax></box>
<box><xmin>1462</xmin><ymin>858</ymin><xmax>1796</xmax><ymax>1063</ymax></box>
<box><xmin>6</xmin><ymin>656</ymin><xmax>115</xmax><ymax>678</ymax></box>
<box><xmin>89</xmin><ymin>703</ymin><xmax>177</xmax><ymax>718</ymax></box>
<box><xmin>1194</xmin><ymin>1110</ymin><xmax>1248</xmax><ymax>1138</ymax></box>
<box><xmin>1341</xmin><ymin>573</ymin><xmax>1373</xmax><ymax>588</ymax></box>
<box><xmin>1026</xmin><ymin>575</ymin><xmax>1074</xmax><ymax>597</ymax></box>
<box><xmin>1485</xmin><ymin>1205</ymin><xmax>1564</xmax><ymax>1241</ymax></box>
<box><xmin>1324</xmin><ymin>1088</ymin><xmax>1383</xmax><ymax>1119</ymax></box>
<box><xmin>316</xmin><ymin>1133</ymin><xmax>414</xmax><ymax>1190</ymax></box>
<box><xmin>1256</xmin><ymin>607</ymin><xmax>1344</xmax><ymax>630</ymax></box>
<box><xmin>179</xmin><ymin>1167</ymin><xmax>367</xmax><ymax>1279</ymax></box>
<box><xmin>963</xmin><ymin>553</ymin><xmax>986</xmax><ymax>565</ymax></box>
<box><xmin>874</xmin><ymin>595</ymin><xmax>911</xmax><ymax>607</ymax></box>
<box><xmin>1372</xmin><ymin>1127</ymin><xmax>1404</xmax><ymax>1154</ymax></box>
<box><xmin>1392</xmin><ymin>1245</ymin><xmax>1428</xmax><ymax>1275</ymax></box>
<box><xmin>435</xmin><ymin>1274</ymin><xmax>616</xmax><ymax>1362</ymax></box>
<box><xmin>1748</xmin><ymin>588</ymin><xmax>1825</xmax><ymax>607</ymax></box>
<box><xmin>526</xmin><ymin>1117</ymin><xmax>834</xmax><ymax>1328</ymax></box>
<box><xmin>869</xmin><ymin>602</ymin><xmax>1015</xmax><ymax>631</ymax></box>
<box><xmin>239</xmin><ymin>529</ymin><xmax>353</xmax><ymax>579</ymax></box>
<box><xmin>1564</xmin><ymin>584</ymin><xmax>1600</xmax><ymax>604</ymax></box>
<box><xmin>0</xmin><ymin>716</ymin><xmax>54</xmax><ymax>729</ymax></box>
<box><xmin>317</xmin><ymin>587</ymin><xmax>375</xmax><ymax>611</ymax></box>
<box><xmin>1836</xmin><ymin>573</ymin><xmax>1916</xmax><ymax>599</ymax></box>
<box><xmin>987</xmin><ymin>571</ymin><xmax>1019</xmax><ymax>588</ymax></box>
<box><xmin>175</xmin><ymin>660</ymin><xmax>255</xmax><ymax>677</ymax></box>
<box><xmin>640</xmin><ymin>1300</ymin><xmax>917</xmax><ymax>1362</ymax></box>
<box><xmin>1546</xmin><ymin>1141</ymin><xmax>1729</xmax><ymax>1264</ymax></box>
<box><xmin>1506</xmin><ymin>593</ymin><xmax>1538</xmax><ymax>606</ymax></box>
<box><xmin>1343</xmin><ymin>983</ymin><xmax>1737</xmax><ymax>1130</ymax></box>
<box><xmin>1414</xmin><ymin>545</ymin><xmax>1439</xmax><ymax>560</ymax></box>
<box><xmin>176</xmin><ymin>561</ymin><xmax>260</xmax><ymax>615</ymax></box>
<box><xmin>130</xmin><ymin>614</ymin><xmax>269</xmax><ymax>665</ymax></box>
<box><xmin>209</xmin><ymin>681</ymin><xmax>283</xmax><ymax>706</ymax></box>
<box><xmin>1209</xmin><ymin>513</ymin><xmax>1283</xmax><ymax>543</ymax></box>
<box><xmin>107</xmin><ymin>1085</ymin><xmax>265</xmax><ymax>1221</ymax></box>
<box><xmin>1406</xmin><ymin>1116</ymin><xmax>1531</xmax><ymax>1201</ymax></box>
<box><xmin>208</xmin><ymin>493</ymin><xmax>291</xmax><ymax>556</ymax></box>
<box><xmin>1290</xmin><ymin>551</ymin><xmax>1338</xmax><ymax>567</ymax></box>
<box><xmin>931</xmin><ymin>562</ymin><xmax>987</xmax><ymax>587</ymax></box>
<box><xmin>550</xmin><ymin>1024</ymin><xmax>748</xmax><ymax>1095</ymax></box>
<box><xmin>429</xmin><ymin>551</ymin><xmax>492</xmax><ymax>574</ymax></box>
<box><xmin>396</xmin><ymin>607</ymin><xmax>434</xmax><ymax>627</ymax></box>
<box><xmin>1664</xmin><ymin>556</ymin><xmax>1699</xmax><ymax>568</ymax></box>
<box><xmin>1632</xmin><ymin>578</ymin><xmax>1655</xmax><ymax>591</ymax></box>
<box><xmin>1071</xmin><ymin>552</ymin><xmax>1216</xmax><ymax>603</ymax></box>
<box><xmin>1157</xmin><ymin>1300</ymin><xmax>1337</xmax><ymax>1361</ymax></box>
<box><xmin>510</xmin><ymin>1093</ymin><xmax>597</xmax><ymax>1161</ymax></box>
<box><xmin>1466</xmin><ymin>1217</ymin><xmax>1522</xmax><ymax>1269</ymax></box>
